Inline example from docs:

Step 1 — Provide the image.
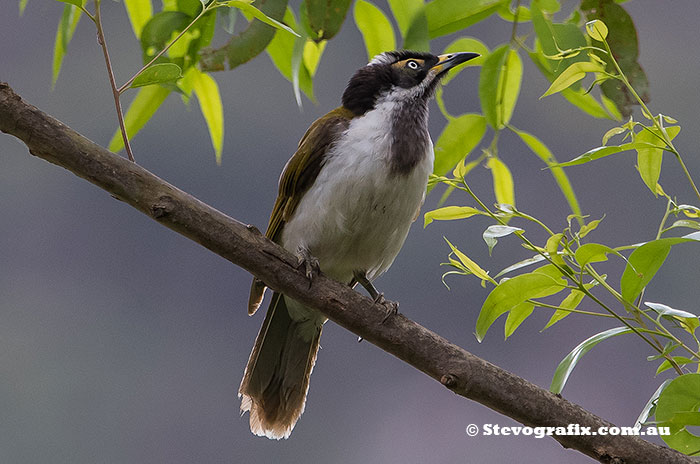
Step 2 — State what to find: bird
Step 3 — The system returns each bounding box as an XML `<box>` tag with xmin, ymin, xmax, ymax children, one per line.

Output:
<box><xmin>239</xmin><ymin>50</ymin><xmax>479</xmax><ymax>439</ymax></box>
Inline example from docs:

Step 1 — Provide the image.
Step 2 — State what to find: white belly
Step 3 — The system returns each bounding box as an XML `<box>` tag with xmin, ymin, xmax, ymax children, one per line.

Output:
<box><xmin>281</xmin><ymin>102</ymin><xmax>434</xmax><ymax>284</ymax></box>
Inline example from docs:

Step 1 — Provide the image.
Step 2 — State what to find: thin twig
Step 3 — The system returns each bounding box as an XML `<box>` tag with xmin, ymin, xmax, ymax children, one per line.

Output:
<box><xmin>94</xmin><ymin>0</ymin><xmax>135</xmax><ymax>162</ymax></box>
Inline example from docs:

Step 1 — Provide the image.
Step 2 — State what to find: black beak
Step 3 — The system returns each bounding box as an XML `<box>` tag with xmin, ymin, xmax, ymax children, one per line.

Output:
<box><xmin>431</xmin><ymin>52</ymin><xmax>480</xmax><ymax>74</ymax></box>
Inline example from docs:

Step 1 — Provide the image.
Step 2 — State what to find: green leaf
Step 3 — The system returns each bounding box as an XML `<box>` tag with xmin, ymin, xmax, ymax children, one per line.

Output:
<box><xmin>504</xmin><ymin>302</ymin><xmax>534</xmax><ymax>339</ymax></box>
<box><xmin>444</xmin><ymin>237</ymin><xmax>496</xmax><ymax>285</ymax></box>
<box><xmin>218</xmin><ymin>4</ymin><xmax>238</xmax><ymax>34</ymax></box>
<box><xmin>451</xmin><ymin>159</ymin><xmax>480</xmax><ymax>183</ymax></box>
<box><xmin>290</xmin><ymin>32</ymin><xmax>305</xmax><ymax>108</ymax></box>
<box><xmin>512</xmin><ymin>128</ymin><xmax>582</xmax><ymax>220</ymax></box>
<box><xmin>646</xmin><ymin>302</ymin><xmax>699</xmax><ymax>334</ymax></box>
<box><xmin>431</xmin><ymin>114</ymin><xmax>486</xmax><ymax>180</ymax></box>
<box><xmin>550</xmin><ymin>327</ymin><xmax>632</xmax><ymax>394</ymax></box>
<box><xmin>600</xmin><ymin>93</ymin><xmax>623</xmax><ymax>120</ymax></box>
<box><xmin>530</xmin><ymin>1</ymin><xmax>588</xmax><ymax>81</ymax></box>
<box><xmin>497</xmin><ymin>4</ymin><xmax>530</xmax><ymax>22</ymax></box>
<box><xmin>479</xmin><ymin>45</ymin><xmax>507</xmax><ymax>128</ymax></box>
<box><xmin>300</xmin><ymin>0</ymin><xmax>351</xmax><ymax>40</ymax></box>
<box><xmin>585</xmin><ymin>19</ymin><xmax>608</xmax><ymax>41</ymax></box>
<box><xmin>266</xmin><ymin>8</ymin><xmax>315</xmax><ymax>102</ymax></box>
<box><xmin>302</xmin><ymin>39</ymin><xmax>326</xmax><ymax>77</ymax></box>
<box><xmin>440</xmin><ymin>37</ymin><xmax>489</xmax><ymax>85</ymax></box>
<box><xmin>538</xmin><ymin>0</ymin><xmax>560</xmax><ymax>13</ymax></box>
<box><xmin>425</xmin><ymin>0</ymin><xmax>507</xmax><ymax>38</ymax></box>
<box><xmin>55</xmin><ymin>0</ymin><xmax>85</xmax><ymax>6</ymax></box>
<box><xmin>501</xmin><ymin>49</ymin><xmax>522</xmax><ymax>128</ymax></box>
<box><xmin>636</xmin><ymin>125</ymin><xmax>681</xmax><ymax>195</ymax></box>
<box><xmin>495</xmin><ymin>254</ymin><xmax>547</xmax><ymax>279</ymax></box>
<box><xmin>108</xmin><ymin>85</ymin><xmax>171</xmax><ymax>152</ymax></box>
<box><xmin>199</xmin><ymin>0</ymin><xmax>287</xmax><ymax>71</ymax></box>
<box><xmin>542</xmin><ymin>288</ymin><xmax>588</xmax><ymax>330</ymax></box>
<box><xmin>402</xmin><ymin>10</ymin><xmax>429</xmax><ymax>51</ymax></box>
<box><xmin>532</xmin><ymin>263</ymin><xmax>567</xmax><ymax>281</ymax></box>
<box><xmin>620</xmin><ymin>237</ymin><xmax>695</xmax><ymax>305</ymax></box>
<box><xmin>540</xmin><ymin>61</ymin><xmax>605</xmax><ymax>98</ymax></box>
<box><xmin>655</xmin><ymin>374</ymin><xmax>700</xmax><ymax>454</ymax></box>
<box><xmin>424</xmin><ymin>206</ymin><xmax>484</xmax><ymax>227</ymax></box>
<box><xmin>52</xmin><ymin>4</ymin><xmax>82</xmax><ymax>89</ymax></box>
<box><xmin>635</xmin><ymin>380</ymin><xmax>672</xmax><ymax>428</ymax></box>
<box><xmin>636</xmin><ymin>135</ymin><xmax>663</xmax><ymax>194</ymax></box>
<box><xmin>20</xmin><ymin>0</ymin><xmax>29</xmax><ymax>15</ymax></box>
<box><xmin>388</xmin><ymin>0</ymin><xmax>429</xmax><ymax>51</ymax></box>
<box><xmin>131</xmin><ymin>63</ymin><xmax>183</xmax><ymax>87</ymax></box>
<box><xmin>579</xmin><ymin>218</ymin><xmax>601</xmax><ymax>238</ymax></box>
<box><xmin>676</xmin><ymin>205</ymin><xmax>700</xmax><ymax>218</ymax></box>
<box><xmin>479</xmin><ymin>45</ymin><xmax>522</xmax><ymax>129</ymax></box>
<box><xmin>354</xmin><ymin>0</ymin><xmax>396</xmax><ymax>60</ymax></box>
<box><xmin>581</xmin><ymin>0</ymin><xmax>649</xmax><ymax>118</ymax></box>
<box><xmin>140</xmin><ymin>11</ymin><xmax>191</xmax><ymax>63</ymax></box>
<box><xmin>483</xmin><ymin>224</ymin><xmax>523</xmax><ymax>254</ymax></box>
<box><xmin>529</xmin><ymin>48</ymin><xmax>612</xmax><ymax>119</ymax></box>
<box><xmin>191</xmin><ymin>70</ymin><xmax>224</xmax><ymax>164</ymax></box>
<box><xmin>124</xmin><ymin>0</ymin><xmax>154</xmax><ymax>39</ymax></box>
<box><xmin>554</xmin><ymin>141</ymin><xmax>659</xmax><ymax>167</ymax></box>
<box><xmin>666</xmin><ymin>219</ymin><xmax>700</xmax><ymax>232</ymax></box>
<box><xmin>602</xmin><ymin>126</ymin><xmax>627</xmax><ymax>145</ymax></box>
<box><xmin>476</xmin><ymin>269</ymin><xmax>566</xmax><ymax>341</ymax></box>
<box><xmin>488</xmin><ymin>157</ymin><xmax>514</xmax><ymax>207</ymax></box>
<box><xmin>545</xmin><ymin>233</ymin><xmax>566</xmax><ymax>267</ymax></box>
<box><xmin>387</xmin><ymin>0</ymin><xmax>422</xmax><ymax>36</ymax></box>
<box><xmin>574</xmin><ymin>243</ymin><xmax>614</xmax><ymax>267</ymax></box>
<box><xmin>166</xmin><ymin>0</ymin><xmax>217</xmax><ymax>58</ymax></box>
<box><xmin>655</xmin><ymin>357</ymin><xmax>697</xmax><ymax>376</ymax></box>
<box><xmin>221</xmin><ymin>0</ymin><xmax>300</xmax><ymax>36</ymax></box>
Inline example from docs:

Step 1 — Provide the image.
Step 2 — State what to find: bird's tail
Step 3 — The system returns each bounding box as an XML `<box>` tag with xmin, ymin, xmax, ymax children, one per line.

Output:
<box><xmin>239</xmin><ymin>292</ymin><xmax>322</xmax><ymax>439</ymax></box>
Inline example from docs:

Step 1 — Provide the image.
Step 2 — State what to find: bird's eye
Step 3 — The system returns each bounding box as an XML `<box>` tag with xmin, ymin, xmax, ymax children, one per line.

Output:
<box><xmin>406</xmin><ymin>60</ymin><xmax>419</xmax><ymax>70</ymax></box>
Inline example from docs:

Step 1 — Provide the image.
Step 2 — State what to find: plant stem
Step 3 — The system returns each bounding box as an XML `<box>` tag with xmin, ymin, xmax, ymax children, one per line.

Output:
<box><xmin>655</xmin><ymin>198</ymin><xmax>672</xmax><ymax>240</ymax></box>
<box><xmin>509</xmin><ymin>0</ymin><xmax>521</xmax><ymax>44</ymax></box>
<box><xmin>94</xmin><ymin>0</ymin><xmax>135</xmax><ymax>162</ymax></box>
<box><xmin>529</xmin><ymin>300</ymin><xmax>620</xmax><ymax>319</ymax></box>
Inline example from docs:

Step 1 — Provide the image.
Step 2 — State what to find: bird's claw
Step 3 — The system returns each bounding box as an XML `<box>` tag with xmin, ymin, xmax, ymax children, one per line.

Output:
<box><xmin>374</xmin><ymin>293</ymin><xmax>399</xmax><ymax>323</ymax></box>
<box><xmin>296</xmin><ymin>247</ymin><xmax>320</xmax><ymax>284</ymax></box>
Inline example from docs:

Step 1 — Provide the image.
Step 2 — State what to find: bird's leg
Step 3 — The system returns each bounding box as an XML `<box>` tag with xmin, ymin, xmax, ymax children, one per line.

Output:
<box><xmin>296</xmin><ymin>246</ymin><xmax>320</xmax><ymax>286</ymax></box>
<box><xmin>352</xmin><ymin>270</ymin><xmax>399</xmax><ymax>323</ymax></box>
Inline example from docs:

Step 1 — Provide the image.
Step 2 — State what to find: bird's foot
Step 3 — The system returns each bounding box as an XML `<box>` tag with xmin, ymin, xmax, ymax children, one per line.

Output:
<box><xmin>296</xmin><ymin>247</ymin><xmax>320</xmax><ymax>285</ymax></box>
<box><xmin>374</xmin><ymin>293</ymin><xmax>399</xmax><ymax>323</ymax></box>
<box><xmin>352</xmin><ymin>270</ymin><xmax>399</xmax><ymax>323</ymax></box>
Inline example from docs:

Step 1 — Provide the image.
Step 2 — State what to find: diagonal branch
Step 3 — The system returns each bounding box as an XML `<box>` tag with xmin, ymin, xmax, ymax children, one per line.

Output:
<box><xmin>0</xmin><ymin>82</ymin><xmax>692</xmax><ymax>464</ymax></box>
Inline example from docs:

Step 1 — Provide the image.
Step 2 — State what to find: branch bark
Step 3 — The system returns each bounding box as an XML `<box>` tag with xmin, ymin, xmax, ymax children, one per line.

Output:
<box><xmin>0</xmin><ymin>82</ymin><xmax>692</xmax><ymax>464</ymax></box>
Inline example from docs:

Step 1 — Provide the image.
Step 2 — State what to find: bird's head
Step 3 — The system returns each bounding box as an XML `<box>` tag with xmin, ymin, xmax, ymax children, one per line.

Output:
<box><xmin>341</xmin><ymin>50</ymin><xmax>479</xmax><ymax>115</ymax></box>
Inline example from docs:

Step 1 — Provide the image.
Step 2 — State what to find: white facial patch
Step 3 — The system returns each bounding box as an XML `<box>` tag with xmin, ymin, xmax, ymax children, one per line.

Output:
<box><xmin>368</xmin><ymin>52</ymin><xmax>395</xmax><ymax>66</ymax></box>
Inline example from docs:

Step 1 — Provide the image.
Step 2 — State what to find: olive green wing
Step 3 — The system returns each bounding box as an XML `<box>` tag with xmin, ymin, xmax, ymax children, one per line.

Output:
<box><xmin>265</xmin><ymin>106</ymin><xmax>354</xmax><ymax>242</ymax></box>
<box><xmin>248</xmin><ymin>106</ymin><xmax>354</xmax><ymax>315</ymax></box>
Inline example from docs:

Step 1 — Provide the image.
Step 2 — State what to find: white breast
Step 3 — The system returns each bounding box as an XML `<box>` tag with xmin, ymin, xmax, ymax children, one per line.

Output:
<box><xmin>280</xmin><ymin>99</ymin><xmax>434</xmax><ymax>285</ymax></box>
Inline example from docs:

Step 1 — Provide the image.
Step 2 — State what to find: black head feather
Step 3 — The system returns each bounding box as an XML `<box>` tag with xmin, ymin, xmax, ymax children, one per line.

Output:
<box><xmin>341</xmin><ymin>50</ymin><xmax>440</xmax><ymax>116</ymax></box>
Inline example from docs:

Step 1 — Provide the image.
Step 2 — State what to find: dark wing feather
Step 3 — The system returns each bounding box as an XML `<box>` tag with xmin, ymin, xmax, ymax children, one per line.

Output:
<box><xmin>248</xmin><ymin>106</ymin><xmax>354</xmax><ymax>315</ymax></box>
<box><xmin>266</xmin><ymin>106</ymin><xmax>354</xmax><ymax>242</ymax></box>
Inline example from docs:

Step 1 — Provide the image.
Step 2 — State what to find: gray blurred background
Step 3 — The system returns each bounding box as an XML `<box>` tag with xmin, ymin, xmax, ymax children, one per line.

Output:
<box><xmin>2</xmin><ymin>1</ymin><xmax>699</xmax><ymax>462</ymax></box>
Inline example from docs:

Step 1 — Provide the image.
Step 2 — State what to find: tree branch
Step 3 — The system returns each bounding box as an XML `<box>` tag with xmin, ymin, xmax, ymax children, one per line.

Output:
<box><xmin>0</xmin><ymin>82</ymin><xmax>692</xmax><ymax>464</ymax></box>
